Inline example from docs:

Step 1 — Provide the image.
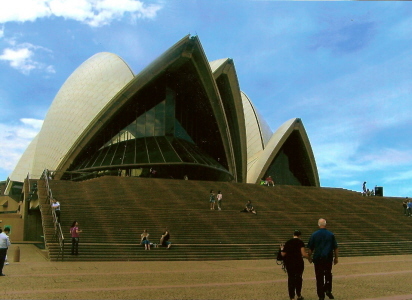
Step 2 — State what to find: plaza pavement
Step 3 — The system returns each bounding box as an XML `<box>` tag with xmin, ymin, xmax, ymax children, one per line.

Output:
<box><xmin>1</xmin><ymin>244</ymin><xmax>412</xmax><ymax>300</ymax></box>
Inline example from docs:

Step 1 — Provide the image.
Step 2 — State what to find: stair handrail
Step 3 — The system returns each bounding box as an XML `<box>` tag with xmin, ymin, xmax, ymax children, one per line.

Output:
<box><xmin>41</xmin><ymin>169</ymin><xmax>65</xmax><ymax>260</ymax></box>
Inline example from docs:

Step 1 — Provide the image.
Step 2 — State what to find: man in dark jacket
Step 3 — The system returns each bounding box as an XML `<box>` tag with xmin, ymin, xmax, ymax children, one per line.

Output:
<box><xmin>308</xmin><ymin>218</ymin><xmax>339</xmax><ymax>300</ymax></box>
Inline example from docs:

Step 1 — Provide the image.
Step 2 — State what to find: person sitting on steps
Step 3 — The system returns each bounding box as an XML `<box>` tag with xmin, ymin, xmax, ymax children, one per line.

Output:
<box><xmin>160</xmin><ymin>228</ymin><xmax>172</xmax><ymax>249</ymax></box>
<box><xmin>140</xmin><ymin>229</ymin><xmax>151</xmax><ymax>250</ymax></box>
<box><xmin>266</xmin><ymin>176</ymin><xmax>275</xmax><ymax>186</ymax></box>
<box><xmin>240</xmin><ymin>200</ymin><xmax>257</xmax><ymax>214</ymax></box>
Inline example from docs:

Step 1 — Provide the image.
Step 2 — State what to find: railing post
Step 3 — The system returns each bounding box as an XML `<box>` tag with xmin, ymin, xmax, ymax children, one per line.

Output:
<box><xmin>62</xmin><ymin>239</ymin><xmax>65</xmax><ymax>261</ymax></box>
<box><xmin>41</xmin><ymin>169</ymin><xmax>65</xmax><ymax>261</ymax></box>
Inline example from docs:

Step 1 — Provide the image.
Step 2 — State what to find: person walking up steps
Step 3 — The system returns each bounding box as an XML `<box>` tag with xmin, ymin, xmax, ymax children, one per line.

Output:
<box><xmin>281</xmin><ymin>230</ymin><xmax>310</xmax><ymax>300</ymax></box>
<box><xmin>70</xmin><ymin>221</ymin><xmax>83</xmax><ymax>255</ymax></box>
<box><xmin>307</xmin><ymin>218</ymin><xmax>339</xmax><ymax>300</ymax></box>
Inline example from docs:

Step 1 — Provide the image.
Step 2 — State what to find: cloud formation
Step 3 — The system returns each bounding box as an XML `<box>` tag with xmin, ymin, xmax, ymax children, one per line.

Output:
<box><xmin>0</xmin><ymin>118</ymin><xmax>43</xmax><ymax>173</ymax></box>
<box><xmin>0</xmin><ymin>42</ymin><xmax>55</xmax><ymax>75</ymax></box>
<box><xmin>0</xmin><ymin>0</ymin><xmax>163</xmax><ymax>27</ymax></box>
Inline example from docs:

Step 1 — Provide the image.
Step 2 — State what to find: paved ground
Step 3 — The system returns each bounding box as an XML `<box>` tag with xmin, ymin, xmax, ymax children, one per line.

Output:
<box><xmin>1</xmin><ymin>244</ymin><xmax>412</xmax><ymax>300</ymax></box>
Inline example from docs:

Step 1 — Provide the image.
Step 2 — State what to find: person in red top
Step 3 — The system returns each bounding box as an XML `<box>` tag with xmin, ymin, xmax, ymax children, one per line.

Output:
<box><xmin>266</xmin><ymin>176</ymin><xmax>275</xmax><ymax>186</ymax></box>
<box><xmin>70</xmin><ymin>221</ymin><xmax>82</xmax><ymax>255</ymax></box>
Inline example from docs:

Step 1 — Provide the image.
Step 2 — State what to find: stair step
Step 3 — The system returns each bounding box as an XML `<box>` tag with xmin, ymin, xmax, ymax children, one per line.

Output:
<box><xmin>37</xmin><ymin>177</ymin><xmax>412</xmax><ymax>261</ymax></box>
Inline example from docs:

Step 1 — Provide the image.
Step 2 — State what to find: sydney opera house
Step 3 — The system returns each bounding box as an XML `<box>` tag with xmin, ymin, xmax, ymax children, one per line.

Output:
<box><xmin>6</xmin><ymin>35</ymin><xmax>319</xmax><ymax>192</ymax></box>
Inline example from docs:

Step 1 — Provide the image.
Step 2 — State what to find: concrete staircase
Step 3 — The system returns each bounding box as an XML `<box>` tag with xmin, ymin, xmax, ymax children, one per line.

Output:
<box><xmin>38</xmin><ymin>176</ymin><xmax>412</xmax><ymax>261</ymax></box>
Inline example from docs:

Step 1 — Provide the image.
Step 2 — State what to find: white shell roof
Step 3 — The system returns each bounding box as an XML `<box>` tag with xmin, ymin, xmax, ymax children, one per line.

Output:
<box><xmin>241</xmin><ymin>92</ymin><xmax>272</xmax><ymax>162</ymax></box>
<box><xmin>20</xmin><ymin>52</ymin><xmax>134</xmax><ymax>179</ymax></box>
<box><xmin>209</xmin><ymin>58</ymin><xmax>229</xmax><ymax>73</ymax></box>
<box><xmin>9</xmin><ymin>37</ymin><xmax>318</xmax><ymax>187</ymax></box>
<box><xmin>246</xmin><ymin>118</ymin><xmax>320</xmax><ymax>186</ymax></box>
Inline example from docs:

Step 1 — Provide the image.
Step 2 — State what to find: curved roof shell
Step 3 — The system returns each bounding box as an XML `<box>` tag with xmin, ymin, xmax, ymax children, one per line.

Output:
<box><xmin>52</xmin><ymin>35</ymin><xmax>239</xmax><ymax>181</ymax></box>
<box><xmin>247</xmin><ymin>118</ymin><xmax>319</xmax><ymax>186</ymax></box>
<box><xmin>210</xmin><ymin>58</ymin><xmax>247</xmax><ymax>182</ymax></box>
<box><xmin>21</xmin><ymin>52</ymin><xmax>134</xmax><ymax>179</ymax></box>
<box><xmin>241</xmin><ymin>91</ymin><xmax>272</xmax><ymax>171</ymax></box>
<box><xmin>9</xmin><ymin>35</ymin><xmax>320</xmax><ymax>187</ymax></box>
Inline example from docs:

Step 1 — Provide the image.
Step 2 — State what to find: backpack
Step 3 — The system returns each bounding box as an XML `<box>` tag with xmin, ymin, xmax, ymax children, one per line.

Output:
<box><xmin>276</xmin><ymin>244</ymin><xmax>286</xmax><ymax>273</ymax></box>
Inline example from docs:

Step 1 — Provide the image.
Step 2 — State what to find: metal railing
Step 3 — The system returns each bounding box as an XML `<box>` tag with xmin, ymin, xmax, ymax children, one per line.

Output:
<box><xmin>41</xmin><ymin>169</ymin><xmax>65</xmax><ymax>261</ymax></box>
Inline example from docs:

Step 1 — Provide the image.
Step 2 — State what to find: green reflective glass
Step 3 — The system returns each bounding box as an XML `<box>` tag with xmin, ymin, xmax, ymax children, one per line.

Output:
<box><xmin>146</xmin><ymin>137</ymin><xmax>164</xmax><ymax>163</ymax></box>
<box><xmin>92</xmin><ymin>146</ymin><xmax>111</xmax><ymax>167</ymax></box>
<box><xmin>123</xmin><ymin>139</ymin><xmax>136</xmax><ymax>164</ymax></box>
<box><xmin>101</xmin><ymin>144</ymin><xmax>118</xmax><ymax>165</ymax></box>
<box><xmin>171</xmin><ymin>138</ymin><xmax>196</xmax><ymax>163</ymax></box>
<box><xmin>154</xmin><ymin>101</ymin><xmax>165</xmax><ymax>136</ymax></box>
<box><xmin>135</xmin><ymin>138</ymin><xmax>149</xmax><ymax>164</ymax></box>
<box><xmin>157</xmin><ymin>137</ymin><xmax>181</xmax><ymax>162</ymax></box>
<box><xmin>111</xmin><ymin>141</ymin><xmax>126</xmax><ymax>166</ymax></box>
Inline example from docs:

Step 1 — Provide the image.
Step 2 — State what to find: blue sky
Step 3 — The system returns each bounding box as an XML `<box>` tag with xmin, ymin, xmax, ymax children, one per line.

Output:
<box><xmin>0</xmin><ymin>1</ymin><xmax>411</xmax><ymax>197</ymax></box>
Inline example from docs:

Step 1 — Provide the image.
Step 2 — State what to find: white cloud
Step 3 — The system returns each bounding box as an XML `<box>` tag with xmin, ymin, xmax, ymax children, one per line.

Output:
<box><xmin>0</xmin><ymin>47</ymin><xmax>35</xmax><ymax>74</ymax></box>
<box><xmin>21</xmin><ymin>118</ymin><xmax>44</xmax><ymax>131</ymax></box>
<box><xmin>384</xmin><ymin>170</ymin><xmax>412</xmax><ymax>183</ymax></box>
<box><xmin>0</xmin><ymin>118</ymin><xmax>43</xmax><ymax>173</ymax></box>
<box><xmin>362</xmin><ymin>148</ymin><xmax>412</xmax><ymax>168</ymax></box>
<box><xmin>45</xmin><ymin>65</ymin><xmax>56</xmax><ymax>74</ymax></box>
<box><xmin>0</xmin><ymin>0</ymin><xmax>163</xmax><ymax>27</ymax></box>
<box><xmin>0</xmin><ymin>1</ymin><xmax>50</xmax><ymax>23</ymax></box>
<box><xmin>0</xmin><ymin>42</ymin><xmax>55</xmax><ymax>75</ymax></box>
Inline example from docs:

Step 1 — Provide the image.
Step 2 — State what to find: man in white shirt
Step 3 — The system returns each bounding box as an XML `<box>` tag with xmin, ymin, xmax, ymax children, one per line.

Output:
<box><xmin>51</xmin><ymin>198</ymin><xmax>61</xmax><ymax>223</ymax></box>
<box><xmin>0</xmin><ymin>227</ymin><xmax>11</xmax><ymax>276</ymax></box>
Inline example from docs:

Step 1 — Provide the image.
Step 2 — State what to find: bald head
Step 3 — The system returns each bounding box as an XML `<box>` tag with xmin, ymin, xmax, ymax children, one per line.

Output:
<box><xmin>318</xmin><ymin>218</ymin><xmax>327</xmax><ymax>228</ymax></box>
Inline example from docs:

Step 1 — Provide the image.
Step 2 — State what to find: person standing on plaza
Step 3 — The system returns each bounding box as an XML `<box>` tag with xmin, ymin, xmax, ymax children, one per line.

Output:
<box><xmin>3</xmin><ymin>227</ymin><xmax>10</xmax><ymax>266</ymax></box>
<box><xmin>216</xmin><ymin>191</ymin><xmax>223</xmax><ymax>210</ymax></box>
<box><xmin>0</xmin><ymin>227</ymin><xmax>11</xmax><ymax>276</ymax></box>
<box><xmin>70</xmin><ymin>221</ymin><xmax>82</xmax><ymax>255</ymax></box>
<box><xmin>209</xmin><ymin>190</ymin><xmax>216</xmax><ymax>210</ymax></box>
<box><xmin>307</xmin><ymin>218</ymin><xmax>339</xmax><ymax>300</ymax></box>
<box><xmin>407</xmin><ymin>200</ymin><xmax>412</xmax><ymax>217</ymax></box>
<box><xmin>281</xmin><ymin>230</ymin><xmax>310</xmax><ymax>300</ymax></box>
<box><xmin>403</xmin><ymin>198</ymin><xmax>409</xmax><ymax>216</ymax></box>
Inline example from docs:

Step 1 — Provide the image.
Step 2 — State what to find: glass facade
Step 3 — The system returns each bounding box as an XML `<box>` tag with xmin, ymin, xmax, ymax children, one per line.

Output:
<box><xmin>73</xmin><ymin>136</ymin><xmax>230</xmax><ymax>179</ymax></box>
<box><xmin>67</xmin><ymin>65</ymin><xmax>232</xmax><ymax>181</ymax></box>
<box><xmin>263</xmin><ymin>130</ymin><xmax>314</xmax><ymax>186</ymax></box>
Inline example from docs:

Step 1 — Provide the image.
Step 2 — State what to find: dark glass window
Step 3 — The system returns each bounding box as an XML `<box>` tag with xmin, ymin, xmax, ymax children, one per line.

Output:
<box><xmin>171</xmin><ymin>138</ymin><xmax>196</xmax><ymax>163</ymax></box>
<box><xmin>175</xmin><ymin>120</ymin><xmax>194</xmax><ymax>143</ymax></box>
<box><xmin>87</xmin><ymin>150</ymin><xmax>104</xmax><ymax>168</ymax></box>
<box><xmin>123</xmin><ymin>139</ymin><xmax>136</xmax><ymax>164</ymax></box>
<box><xmin>147</xmin><ymin>137</ymin><xmax>164</xmax><ymax>163</ymax></box>
<box><xmin>145</xmin><ymin>109</ymin><xmax>155</xmax><ymax>137</ymax></box>
<box><xmin>181</xmin><ymin>141</ymin><xmax>208</xmax><ymax>165</ymax></box>
<box><xmin>154</xmin><ymin>100</ymin><xmax>165</xmax><ymax>136</ymax></box>
<box><xmin>111</xmin><ymin>142</ymin><xmax>126</xmax><ymax>166</ymax></box>
<box><xmin>157</xmin><ymin>137</ymin><xmax>181</xmax><ymax>162</ymax></box>
<box><xmin>135</xmin><ymin>138</ymin><xmax>149</xmax><ymax>164</ymax></box>
<box><xmin>92</xmin><ymin>146</ymin><xmax>111</xmax><ymax>168</ymax></box>
<box><xmin>135</xmin><ymin>113</ymin><xmax>146</xmax><ymax>138</ymax></box>
<box><xmin>101</xmin><ymin>144</ymin><xmax>118</xmax><ymax>166</ymax></box>
<box><xmin>78</xmin><ymin>153</ymin><xmax>94</xmax><ymax>169</ymax></box>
